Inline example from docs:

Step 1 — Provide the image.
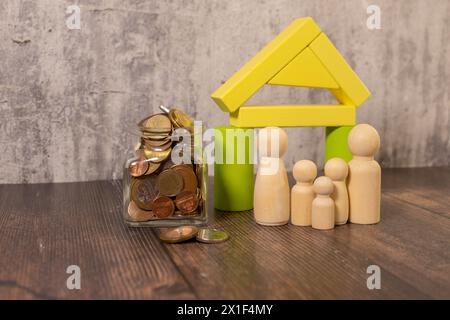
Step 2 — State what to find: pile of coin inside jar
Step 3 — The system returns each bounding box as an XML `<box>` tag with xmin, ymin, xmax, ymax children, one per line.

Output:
<box><xmin>126</xmin><ymin>106</ymin><xmax>203</xmax><ymax>222</ymax></box>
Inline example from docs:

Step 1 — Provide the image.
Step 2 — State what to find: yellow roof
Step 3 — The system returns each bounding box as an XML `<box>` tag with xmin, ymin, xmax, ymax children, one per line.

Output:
<box><xmin>211</xmin><ymin>17</ymin><xmax>371</xmax><ymax>118</ymax></box>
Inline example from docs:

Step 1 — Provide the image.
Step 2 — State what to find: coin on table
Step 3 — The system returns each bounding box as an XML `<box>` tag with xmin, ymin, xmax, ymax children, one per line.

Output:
<box><xmin>159</xmin><ymin>226</ymin><xmax>199</xmax><ymax>243</ymax></box>
<box><xmin>131</xmin><ymin>178</ymin><xmax>158</xmax><ymax>210</ymax></box>
<box><xmin>139</xmin><ymin>114</ymin><xmax>172</xmax><ymax>131</ymax></box>
<box><xmin>128</xmin><ymin>201</ymin><xmax>157</xmax><ymax>221</ymax></box>
<box><xmin>172</xmin><ymin>164</ymin><xmax>198</xmax><ymax>193</ymax></box>
<box><xmin>196</xmin><ymin>229</ymin><xmax>229</xmax><ymax>244</ymax></box>
<box><xmin>156</xmin><ymin>169</ymin><xmax>184</xmax><ymax>197</ymax></box>
<box><xmin>144</xmin><ymin>148</ymin><xmax>172</xmax><ymax>163</ymax></box>
<box><xmin>128</xmin><ymin>158</ymin><xmax>149</xmax><ymax>177</ymax></box>
<box><xmin>174</xmin><ymin>190</ymin><xmax>199</xmax><ymax>214</ymax></box>
<box><xmin>152</xmin><ymin>196</ymin><xmax>175</xmax><ymax>218</ymax></box>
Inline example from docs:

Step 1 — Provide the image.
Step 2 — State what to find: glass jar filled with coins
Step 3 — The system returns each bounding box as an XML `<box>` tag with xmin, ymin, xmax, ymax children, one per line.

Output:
<box><xmin>123</xmin><ymin>106</ymin><xmax>207</xmax><ymax>227</ymax></box>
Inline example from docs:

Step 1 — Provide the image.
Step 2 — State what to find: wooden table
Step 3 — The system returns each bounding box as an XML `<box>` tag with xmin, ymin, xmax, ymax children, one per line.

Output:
<box><xmin>0</xmin><ymin>168</ymin><xmax>449</xmax><ymax>299</ymax></box>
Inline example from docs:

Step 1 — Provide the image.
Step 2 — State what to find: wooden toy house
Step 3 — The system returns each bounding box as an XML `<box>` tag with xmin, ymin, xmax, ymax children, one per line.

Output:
<box><xmin>211</xmin><ymin>17</ymin><xmax>371</xmax><ymax>161</ymax></box>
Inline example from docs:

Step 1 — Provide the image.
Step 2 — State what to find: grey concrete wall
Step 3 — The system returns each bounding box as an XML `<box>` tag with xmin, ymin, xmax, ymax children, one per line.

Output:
<box><xmin>0</xmin><ymin>0</ymin><xmax>449</xmax><ymax>183</ymax></box>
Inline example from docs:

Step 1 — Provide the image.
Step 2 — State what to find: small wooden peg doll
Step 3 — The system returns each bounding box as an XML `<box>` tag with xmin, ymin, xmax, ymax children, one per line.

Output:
<box><xmin>324</xmin><ymin>158</ymin><xmax>349</xmax><ymax>225</ymax></box>
<box><xmin>291</xmin><ymin>160</ymin><xmax>317</xmax><ymax>226</ymax></box>
<box><xmin>312</xmin><ymin>176</ymin><xmax>335</xmax><ymax>230</ymax></box>
<box><xmin>347</xmin><ymin>124</ymin><xmax>381</xmax><ymax>224</ymax></box>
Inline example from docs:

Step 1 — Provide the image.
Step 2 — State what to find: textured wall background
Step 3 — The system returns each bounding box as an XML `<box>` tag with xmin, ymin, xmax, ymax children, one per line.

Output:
<box><xmin>0</xmin><ymin>0</ymin><xmax>449</xmax><ymax>183</ymax></box>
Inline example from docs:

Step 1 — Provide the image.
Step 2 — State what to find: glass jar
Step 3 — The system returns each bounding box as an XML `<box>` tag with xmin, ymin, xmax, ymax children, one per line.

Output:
<box><xmin>123</xmin><ymin>111</ymin><xmax>208</xmax><ymax>227</ymax></box>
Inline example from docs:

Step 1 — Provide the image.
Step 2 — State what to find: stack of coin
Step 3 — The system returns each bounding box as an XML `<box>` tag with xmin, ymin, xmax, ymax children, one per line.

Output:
<box><xmin>126</xmin><ymin>106</ymin><xmax>203</xmax><ymax>223</ymax></box>
<box><xmin>138</xmin><ymin>113</ymin><xmax>173</xmax><ymax>164</ymax></box>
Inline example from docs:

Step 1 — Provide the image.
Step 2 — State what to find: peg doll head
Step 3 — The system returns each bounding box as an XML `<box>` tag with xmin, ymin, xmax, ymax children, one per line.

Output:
<box><xmin>324</xmin><ymin>158</ymin><xmax>348</xmax><ymax>181</ymax></box>
<box><xmin>257</xmin><ymin>127</ymin><xmax>288</xmax><ymax>158</ymax></box>
<box><xmin>348</xmin><ymin>124</ymin><xmax>380</xmax><ymax>158</ymax></box>
<box><xmin>293</xmin><ymin>160</ymin><xmax>317</xmax><ymax>183</ymax></box>
<box><xmin>313</xmin><ymin>176</ymin><xmax>334</xmax><ymax>196</ymax></box>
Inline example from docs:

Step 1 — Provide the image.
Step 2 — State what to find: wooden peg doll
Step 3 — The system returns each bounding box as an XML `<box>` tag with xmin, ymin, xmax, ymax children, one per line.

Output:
<box><xmin>324</xmin><ymin>158</ymin><xmax>349</xmax><ymax>225</ymax></box>
<box><xmin>347</xmin><ymin>124</ymin><xmax>381</xmax><ymax>224</ymax></box>
<box><xmin>254</xmin><ymin>127</ymin><xmax>290</xmax><ymax>226</ymax></box>
<box><xmin>312</xmin><ymin>176</ymin><xmax>335</xmax><ymax>230</ymax></box>
<box><xmin>291</xmin><ymin>160</ymin><xmax>317</xmax><ymax>226</ymax></box>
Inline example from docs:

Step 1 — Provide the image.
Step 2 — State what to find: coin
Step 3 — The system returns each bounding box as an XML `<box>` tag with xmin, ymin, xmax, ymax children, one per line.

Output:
<box><xmin>142</xmin><ymin>137</ymin><xmax>171</xmax><ymax>147</ymax></box>
<box><xmin>131</xmin><ymin>178</ymin><xmax>158</xmax><ymax>210</ymax></box>
<box><xmin>144</xmin><ymin>140</ymin><xmax>172</xmax><ymax>152</ymax></box>
<box><xmin>139</xmin><ymin>113</ymin><xmax>172</xmax><ymax>131</ymax></box>
<box><xmin>128</xmin><ymin>201</ymin><xmax>157</xmax><ymax>221</ymax></box>
<box><xmin>141</xmin><ymin>133</ymin><xmax>171</xmax><ymax>140</ymax></box>
<box><xmin>144</xmin><ymin>161</ymin><xmax>161</xmax><ymax>175</ymax></box>
<box><xmin>144</xmin><ymin>148</ymin><xmax>172</xmax><ymax>163</ymax></box>
<box><xmin>196</xmin><ymin>229</ymin><xmax>229</xmax><ymax>244</ymax></box>
<box><xmin>156</xmin><ymin>169</ymin><xmax>184</xmax><ymax>197</ymax></box>
<box><xmin>159</xmin><ymin>226</ymin><xmax>199</xmax><ymax>243</ymax></box>
<box><xmin>170</xmin><ymin>109</ymin><xmax>193</xmax><ymax>128</ymax></box>
<box><xmin>152</xmin><ymin>196</ymin><xmax>175</xmax><ymax>218</ymax></box>
<box><xmin>174</xmin><ymin>191</ymin><xmax>199</xmax><ymax>214</ymax></box>
<box><xmin>140</xmin><ymin>127</ymin><xmax>172</xmax><ymax>134</ymax></box>
<box><xmin>159</xmin><ymin>105</ymin><xmax>194</xmax><ymax>128</ymax></box>
<box><xmin>172</xmin><ymin>164</ymin><xmax>198</xmax><ymax>193</ymax></box>
<box><xmin>128</xmin><ymin>158</ymin><xmax>149</xmax><ymax>177</ymax></box>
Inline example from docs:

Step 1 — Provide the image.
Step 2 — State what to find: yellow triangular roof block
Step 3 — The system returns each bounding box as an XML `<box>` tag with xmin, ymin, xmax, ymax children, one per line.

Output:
<box><xmin>211</xmin><ymin>17</ymin><xmax>371</xmax><ymax>114</ymax></box>
<box><xmin>268</xmin><ymin>47</ymin><xmax>339</xmax><ymax>89</ymax></box>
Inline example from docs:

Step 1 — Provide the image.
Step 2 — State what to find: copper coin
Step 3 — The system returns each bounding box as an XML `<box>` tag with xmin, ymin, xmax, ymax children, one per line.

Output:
<box><xmin>152</xmin><ymin>196</ymin><xmax>175</xmax><ymax>218</ymax></box>
<box><xmin>128</xmin><ymin>201</ymin><xmax>157</xmax><ymax>221</ymax></box>
<box><xmin>131</xmin><ymin>178</ymin><xmax>158</xmax><ymax>211</ymax></box>
<box><xmin>128</xmin><ymin>158</ymin><xmax>149</xmax><ymax>177</ymax></box>
<box><xmin>156</xmin><ymin>169</ymin><xmax>184</xmax><ymax>197</ymax></box>
<box><xmin>130</xmin><ymin>177</ymin><xmax>138</xmax><ymax>189</ymax></box>
<box><xmin>159</xmin><ymin>226</ymin><xmax>199</xmax><ymax>243</ymax></box>
<box><xmin>174</xmin><ymin>191</ymin><xmax>199</xmax><ymax>214</ymax></box>
<box><xmin>172</xmin><ymin>165</ymin><xmax>198</xmax><ymax>193</ymax></box>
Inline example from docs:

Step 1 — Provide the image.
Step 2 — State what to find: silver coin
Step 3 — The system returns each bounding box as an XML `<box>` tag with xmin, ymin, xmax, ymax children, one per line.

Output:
<box><xmin>196</xmin><ymin>229</ymin><xmax>229</xmax><ymax>244</ymax></box>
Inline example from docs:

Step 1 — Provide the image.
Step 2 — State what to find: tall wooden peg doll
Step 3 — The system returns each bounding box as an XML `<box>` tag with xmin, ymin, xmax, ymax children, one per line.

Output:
<box><xmin>254</xmin><ymin>127</ymin><xmax>290</xmax><ymax>226</ymax></box>
<box><xmin>347</xmin><ymin>124</ymin><xmax>381</xmax><ymax>224</ymax></box>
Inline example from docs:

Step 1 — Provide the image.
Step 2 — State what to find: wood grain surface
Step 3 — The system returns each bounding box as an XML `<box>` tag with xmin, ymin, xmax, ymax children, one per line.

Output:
<box><xmin>0</xmin><ymin>168</ymin><xmax>449</xmax><ymax>299</ymax></box>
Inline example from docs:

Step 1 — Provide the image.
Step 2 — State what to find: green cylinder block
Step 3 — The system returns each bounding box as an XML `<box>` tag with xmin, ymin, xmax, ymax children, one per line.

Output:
<box><xmin>325</xmin><ymin>126</ymin><xmax>354</xmax><ymax>162</ymax></box>
<box><xmin>214</xmin><ymin>126</ymin><xmax>254</xmax><ymax>211</ymax></box>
